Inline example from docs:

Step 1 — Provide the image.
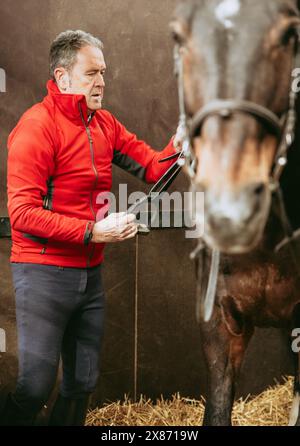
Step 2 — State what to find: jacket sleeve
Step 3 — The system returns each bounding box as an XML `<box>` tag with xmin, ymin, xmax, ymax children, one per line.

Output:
<box><xmin>7</xmin><ymin>118</ymin><xmax>94</xmax><ymax>245</ymax></box>
<box><xmin>111</xmin><ymin>114</ymin><xmax>178</xmax><ymax>183</ymax></box>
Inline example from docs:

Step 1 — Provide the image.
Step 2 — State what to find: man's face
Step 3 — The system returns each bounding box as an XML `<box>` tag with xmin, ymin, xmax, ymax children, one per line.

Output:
<box><xmin>56</xmin><ymin>45</ymin><xmax>106</xmax><ymax>111</ymax></box>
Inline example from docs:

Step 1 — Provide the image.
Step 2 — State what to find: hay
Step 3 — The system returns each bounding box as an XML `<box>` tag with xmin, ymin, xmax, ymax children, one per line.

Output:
<box><xmin>86</xmin><ymin>376</ymin><xmax>294</xmax><ymax>426</ymax></box>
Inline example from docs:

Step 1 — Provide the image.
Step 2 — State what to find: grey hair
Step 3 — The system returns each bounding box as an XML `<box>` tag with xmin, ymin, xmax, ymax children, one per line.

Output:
<box><xmin>49</xmin><ymin>30</ymin><xmax>104</xmax><ymax>80</ymax></box>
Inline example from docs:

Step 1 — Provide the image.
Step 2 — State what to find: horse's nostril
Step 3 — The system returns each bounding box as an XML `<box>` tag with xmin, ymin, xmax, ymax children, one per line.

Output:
<box><xmin>253</xmin><ymin>183</ymin><xmax>265</xmax><ymax>197</ymax></box>
<box><xmin>244</xmin><ymin>182</ymin><xmax>265</xmax><ymax>198</ymax></box>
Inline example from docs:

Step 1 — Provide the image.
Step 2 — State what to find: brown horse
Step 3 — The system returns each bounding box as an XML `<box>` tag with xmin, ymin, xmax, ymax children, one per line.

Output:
<box><xmin>171</xmin><ymin>0</ymin><xmax>300</xmax><ymax>425</ymax></box>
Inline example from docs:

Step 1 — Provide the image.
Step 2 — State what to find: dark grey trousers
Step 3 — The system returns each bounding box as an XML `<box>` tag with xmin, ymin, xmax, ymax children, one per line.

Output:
<box><xmin>10</xmin><ymin>262</ymin><xmax>106</xmax><ymax>415</ymax></box>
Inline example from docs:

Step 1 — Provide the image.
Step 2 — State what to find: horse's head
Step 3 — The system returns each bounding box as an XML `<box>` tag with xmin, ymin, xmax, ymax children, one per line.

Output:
<box><xmin>171</xmin><ymin>0</ymin><xmax>300</xmax><ymax>253</ymax></box>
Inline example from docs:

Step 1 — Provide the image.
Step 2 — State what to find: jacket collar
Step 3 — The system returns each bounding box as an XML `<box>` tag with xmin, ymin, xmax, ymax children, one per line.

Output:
<box><xmin>45</xmin><ymin>80</ymin><xmax>93</xmax><ymax>126</ymax></box>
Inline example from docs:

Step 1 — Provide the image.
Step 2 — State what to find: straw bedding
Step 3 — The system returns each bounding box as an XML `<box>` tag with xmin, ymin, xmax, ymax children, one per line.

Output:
<box><xmin>86</xmin><ymin>376</ymin><xmax>294</xmax><ymax>426</ymax></box>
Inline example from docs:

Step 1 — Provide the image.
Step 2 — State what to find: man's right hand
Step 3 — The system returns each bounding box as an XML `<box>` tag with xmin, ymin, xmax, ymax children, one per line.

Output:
<box><xmin>91</xmin><ymin>212</ymin><xmax>138</xmax><ymax>243</ymax></box>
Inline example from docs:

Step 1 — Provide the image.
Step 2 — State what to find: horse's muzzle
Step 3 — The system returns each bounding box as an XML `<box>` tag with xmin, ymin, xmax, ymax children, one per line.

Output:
<box><xmin>198</xmin><ymin>182</ymin><xmax>271</xmax><ymax>253</ymax></box>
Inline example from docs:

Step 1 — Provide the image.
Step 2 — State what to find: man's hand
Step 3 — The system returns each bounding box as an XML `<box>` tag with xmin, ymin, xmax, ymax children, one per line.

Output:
<box><xmin>91</xmin><ymin>212</ymin><xmax>138</xmax><ymax>243</ymax></box>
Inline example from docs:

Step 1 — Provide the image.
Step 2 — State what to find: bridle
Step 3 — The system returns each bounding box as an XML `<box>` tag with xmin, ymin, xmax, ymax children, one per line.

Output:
<box><xmin>171</xmin><ymin>25</ymin><xmax>300</xmax><ymax>322</ymax></box>
<box><xmin>173</xmin><ymin>30</ymin><xmax>300</xmax><ymax>186</ymax></box>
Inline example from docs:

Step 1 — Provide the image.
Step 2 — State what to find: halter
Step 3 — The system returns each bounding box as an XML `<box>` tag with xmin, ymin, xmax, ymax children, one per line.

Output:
<box><xmin>172</xmin><ymin>29</ymin><xmax>300</xmax><ymax>322</ymax></box>
<box><xmin>173</xmin><ymin>32</ymin><xmax>300</xmax><ymax>187</ymax></box>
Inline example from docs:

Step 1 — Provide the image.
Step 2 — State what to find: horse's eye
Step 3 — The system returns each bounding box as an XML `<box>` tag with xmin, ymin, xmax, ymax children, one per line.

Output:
<box><xmin>172</xmin><ymin>30</ymin><xmax>186</xmax><ymax>46</ymax></box>
<box><xmin>280</xmin><ymin>26</ymin><xmax>298</xmax><ymax>46</ymax></box>
<box><xmin>170</xmin><ymin>19</ymin><xmax>187</xmax><ymax>46</ymax></box>
<box><xmin>275</xmin><ymin>17</ymin><xmax>300</xmax><ymax>47</ymax></box>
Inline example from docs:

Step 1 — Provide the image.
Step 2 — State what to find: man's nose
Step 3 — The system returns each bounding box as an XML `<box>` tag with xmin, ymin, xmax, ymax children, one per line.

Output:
<box><xmin>95</xmin><ymin>73</ymin><xmax>105</xmax><ymax>87</ymax></box>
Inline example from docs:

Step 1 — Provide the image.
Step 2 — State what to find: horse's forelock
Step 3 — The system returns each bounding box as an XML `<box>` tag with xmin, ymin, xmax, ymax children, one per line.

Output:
<box><xmin>175</xmin><ymin>0</ymin><xmax>300</xmax><ymax>24</ymax></box>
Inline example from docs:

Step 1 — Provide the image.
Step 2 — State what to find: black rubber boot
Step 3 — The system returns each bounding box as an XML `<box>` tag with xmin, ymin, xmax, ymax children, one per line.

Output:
<box><xmin>0</xmin><ymin>393</ymin><xmax>36</xmax><ymax>426</ymax></box>
<box><xmin>48</xmin><ymin>394</ymin><xmax>90</xmax><ymax>426</ymax></box>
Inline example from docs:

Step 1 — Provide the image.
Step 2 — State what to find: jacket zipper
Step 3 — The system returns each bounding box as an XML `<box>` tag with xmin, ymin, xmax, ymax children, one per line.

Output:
<box><xmin>79</xmin><ymin>105</ymin><xmax>98</xmax><ymax>267</ymax></box>
<box><xmin>41</xmin><ymin>177</ymin><xmax>54</xmax><ymax>255</ymax></box>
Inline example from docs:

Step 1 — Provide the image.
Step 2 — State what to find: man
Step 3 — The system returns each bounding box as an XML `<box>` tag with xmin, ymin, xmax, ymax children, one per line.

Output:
<box><xmin>3</xmin><ymin>30</ymin><xmax>177</xmax><ymax>426</ymax></box>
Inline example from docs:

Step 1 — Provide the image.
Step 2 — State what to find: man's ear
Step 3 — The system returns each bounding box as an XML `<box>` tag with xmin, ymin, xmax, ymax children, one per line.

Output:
<box><xmin>54</xmin><ymin>68</ymin><xmax>69</xmax><ymax>91</ymax></box>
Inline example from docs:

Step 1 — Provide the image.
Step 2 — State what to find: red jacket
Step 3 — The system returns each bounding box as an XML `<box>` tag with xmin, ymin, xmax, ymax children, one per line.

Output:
<box><xmin>7</xmin><ymin>80</ymin><xmax>177</xmax><ymax>267</ymax></box>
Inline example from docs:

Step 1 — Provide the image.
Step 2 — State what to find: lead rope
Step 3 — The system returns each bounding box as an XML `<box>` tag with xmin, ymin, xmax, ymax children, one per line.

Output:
<box><xmin>202</xmin><ymin>249</ymin><xmax>220</xmax><ymax>322</ymax></box>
